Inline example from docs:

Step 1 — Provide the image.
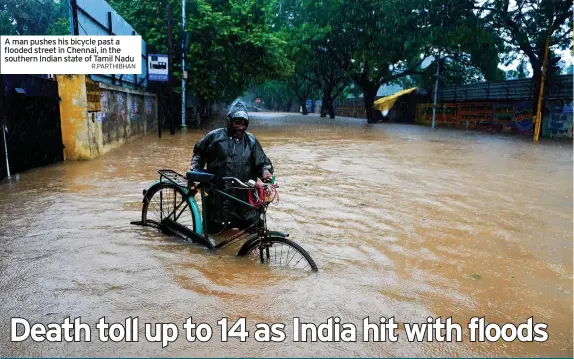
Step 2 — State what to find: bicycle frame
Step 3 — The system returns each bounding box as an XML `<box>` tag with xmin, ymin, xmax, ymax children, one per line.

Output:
<box><xmin>155</xmin><ymin>170</ymin><xmax>269</xmax><ymax>250</ymax></box>
<box><xmin>131</xmin><ymin>169</ymin><xmax>320</xmax><ymax>272</ymax></box>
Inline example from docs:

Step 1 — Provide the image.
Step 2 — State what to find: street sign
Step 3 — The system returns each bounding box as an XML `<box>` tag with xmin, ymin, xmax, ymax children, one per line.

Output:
<box><xmin>147</xmin><ymin>53</ymin><xmax>168</xmax><ymax>82</ymax></box>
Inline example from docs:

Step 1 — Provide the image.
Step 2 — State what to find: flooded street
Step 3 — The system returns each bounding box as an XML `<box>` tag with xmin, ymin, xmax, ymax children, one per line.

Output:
<box><xmin>0</xmin><ymin>112</ymin><xmax>572</xmax><ymax>357</ymax></box>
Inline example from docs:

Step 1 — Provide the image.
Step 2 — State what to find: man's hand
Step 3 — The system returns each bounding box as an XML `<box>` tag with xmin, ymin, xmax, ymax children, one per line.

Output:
<box><xmin>261</xmin><ymin>171</ymin><xmax>272</xmax><ymax>182</ymax></box>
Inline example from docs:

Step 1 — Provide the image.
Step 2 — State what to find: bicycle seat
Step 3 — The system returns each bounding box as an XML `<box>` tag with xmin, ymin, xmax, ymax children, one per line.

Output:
<box><xmin>186</xmin><ymin>170</ymin><xmax>215</xmax><ymax>184</ymax></box>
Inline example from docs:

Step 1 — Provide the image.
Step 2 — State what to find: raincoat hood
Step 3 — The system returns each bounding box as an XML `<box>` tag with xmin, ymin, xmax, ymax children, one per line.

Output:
<box><xmin>226</xmin><ymin>109</ymin><xmax>250</xmax><ymax>132</ymax></box>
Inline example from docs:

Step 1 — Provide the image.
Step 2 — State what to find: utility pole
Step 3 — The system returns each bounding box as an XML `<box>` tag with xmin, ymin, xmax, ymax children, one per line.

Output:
<box><xmin>167</xmin><ymin>4</ymin><xmax>175</xmax><ymax>135</ymax></box>
<box><xmin>533</xmin><ymin>28</ymin><xmax>552</xmax><ymax>142</ymax></box>
<box><xmin>0</xmin><ymin>75</ymin><xmax>9</xmax><ymax>179</ymax></box>
<box><xmin>431</xmin><ymin>56</ymin><xmax>441</xmax><ymax>130</ymax></box>
<box><xmin>181</xmin><ymin>0</ymin><xmax>187</xmax><ymax>128</ymax></box>
<box><xmin>70</xmin><ymin>0</ymin><xmax>79</xmax><ymax>35</ymax></box>
<box><xmin>2</xmin><ymin>120</ymin><xmax>9</xmax><ymax>179</ymax></box>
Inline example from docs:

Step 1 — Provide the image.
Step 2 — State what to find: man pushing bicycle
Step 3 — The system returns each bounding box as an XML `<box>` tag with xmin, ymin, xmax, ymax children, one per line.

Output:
<box><xmin>189</xmin><ymin>105</ymin><xmax>274</xmax><ymax>234</ymax></box>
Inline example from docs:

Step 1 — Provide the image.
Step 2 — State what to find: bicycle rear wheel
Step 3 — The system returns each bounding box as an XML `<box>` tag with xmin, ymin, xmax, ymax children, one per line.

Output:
<box><xmin>238</xmin><ymin>236</ymin><xmax>318</xmax><ymax>272</ymax></box>
<box><xmin>142</xmin><ymin>182</ymin><xmax>197</xmax><ymax>233</ymax></box>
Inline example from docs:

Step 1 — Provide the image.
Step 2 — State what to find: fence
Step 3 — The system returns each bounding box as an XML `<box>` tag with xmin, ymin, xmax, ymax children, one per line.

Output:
<box><xmin>436</xmin><ymin>74</ymin><xmax>573</xmax><ymax>103</ymax></box>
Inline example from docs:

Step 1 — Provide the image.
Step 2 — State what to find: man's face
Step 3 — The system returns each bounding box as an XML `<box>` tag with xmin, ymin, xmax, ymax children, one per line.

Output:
<box><xmin>230</xmin><ymin>119</ymin><xmax>247</xmax><ymax>138</ymax></box>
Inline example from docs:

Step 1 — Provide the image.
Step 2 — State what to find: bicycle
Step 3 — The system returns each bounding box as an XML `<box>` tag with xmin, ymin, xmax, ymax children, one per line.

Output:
<box><xmin>132</xmin><ymin>169</ymin><xmax>318</xmax><ymax>272</ymax></box>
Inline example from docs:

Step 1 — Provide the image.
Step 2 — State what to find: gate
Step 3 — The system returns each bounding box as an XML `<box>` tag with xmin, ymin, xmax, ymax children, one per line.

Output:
<box><xmin>1</xmin><ymin>75</ymin><xmax>64</xmax><ymax>180</ymax></box>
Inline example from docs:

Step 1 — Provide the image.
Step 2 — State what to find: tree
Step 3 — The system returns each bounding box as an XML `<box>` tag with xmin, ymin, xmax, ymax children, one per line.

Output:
<box><xmin>1</xmin><ymin>0</ymin><xmax>68</xmax><ymax>35</ymax></box>
<box><xmin>267</xmin><ymin>0</ymin><xmax>324</xmax><ymax>115</ymax></box>
<box><xmin>274</xmin><ymin>0</ymin><xmax>353</xmax><ymax>119</ymax></box>
<box><xmin>291</xmin><ymin>0</ymin><xmax>502</xmax><ymax>123</ymax></box>
<box><xmin>248</xmin><ymin>80</ymin><xmax>298</xmax><ymax>111</ymax></box>
<box><xmin>185</xmin><ymin>0</ymin><xmax>291</xmax><ymax>109</ymax></box>
<box><xmin>287</xmin><ymin>70</ymin><xmax>318</xmax><ymax>115</ymax></box>
<box><xmin>109</xmin><ymin>0</ymin><xmax>291</xmax><ymax>116</ymax></box>
<box><xmin>283</xmin><ymin>33</ymin><xmax>318</xmax><ymax>115</ymax></box>
<box><xmin>399</xmin><ymin>1</ymin><xmax>506</xmax><ymax>94</ymax></box>
<box><xmin>312</xmin><ymin>52</ymin><xmax>350</xmax><ymax>118</ymax></box>
<box><xmin>0</xmin><ymin>7</ymin><xmax>16</xmax><ymax>35</ymax></box>
<box><xmin>476</xmin><ymin>0</ymin><xmax>573</xmax><ymax>111</ymax></box>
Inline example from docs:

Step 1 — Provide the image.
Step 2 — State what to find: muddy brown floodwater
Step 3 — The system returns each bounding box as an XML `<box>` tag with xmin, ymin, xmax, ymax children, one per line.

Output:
<box><xmin>0</xmin><ymin>112</ymin><xmax>572</xmax><ymax>357</ymax></box>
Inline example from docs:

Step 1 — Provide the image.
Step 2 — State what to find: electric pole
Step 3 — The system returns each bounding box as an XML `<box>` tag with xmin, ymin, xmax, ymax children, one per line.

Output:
<box><xmin>431</xmin><ymin>56</ymin><xmax>441</xmax><ymax>130</ymax></box>
<box><xmin>167</xmin><ymin>4</ymin><xmax>175</xmax><ymax>135</ymax></box>
<box><xmin>0</xmin><ymin>74</ymin><xmax>9</xmax><ymax>179</ymax></box>
<box><xmin>533</xmin><ymin>28</ymin><xmax>552</xmax><ymax>142</ymax></box>
<box><xmin>181</xmin><ymin>0</ymin><xmax>187</xmax><ymax>128</ymax></box>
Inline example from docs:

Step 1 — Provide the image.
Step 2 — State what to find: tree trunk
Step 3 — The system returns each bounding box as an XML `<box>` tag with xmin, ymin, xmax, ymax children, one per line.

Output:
<box><xmin>320</xmin><ymin>93</ymin><xmax>328</xmax><ymax>118</ymax></box>
<box><xmin>321</xmin><ymin>85</ymin><xmax>333</xmax><ymax>118</ymax></box>
<box><xmin>362</xmin><ymin>86</ymin><xmax>378</xmax><ymax>123</ymax></box>
<box><xmin>300</xmin><ymin>97</ymin><xmax>308</xmax><ymax>115</ymax></box>
<box><xmin>329</xmin><ymin>102</ymin><xmax>335</xmax><ymax>119</ymax></box>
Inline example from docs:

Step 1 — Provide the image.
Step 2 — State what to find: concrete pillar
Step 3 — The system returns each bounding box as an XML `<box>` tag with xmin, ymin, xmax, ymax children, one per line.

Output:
<box><xmin>55</xmin><ymin>75</ymin><xmax>92</xmax><ymax>160</ymax></box>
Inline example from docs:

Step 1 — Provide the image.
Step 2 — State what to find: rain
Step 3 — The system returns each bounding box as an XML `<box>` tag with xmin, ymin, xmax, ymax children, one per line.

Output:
<box><xmin>1</xmin><ymin>0</ymin><xmax>572</xmax><ymax>357</ymax></box>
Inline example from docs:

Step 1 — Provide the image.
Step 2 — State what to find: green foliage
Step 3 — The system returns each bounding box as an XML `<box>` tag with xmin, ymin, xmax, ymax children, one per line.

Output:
<box><xmin>505</xmin><ymin>59</ymin><xmax>530</xmax><ymax>80</ymax></box>
<box><xmin>0</xmin><ymin>8</ymin><xmax>16</xmax><ymax>35</ymax></box>
<box><xmin>46</xmin><ymin>16</ymin><xmax>70</xmax><ymax>36</ymax></box>
<box><xmin>185</xmin><ymin>0</ymin><xmax>291</xmax><ymax>103</ymax></box>
<box><xmin>108</xmin><ymin>0</ymin><xmax>178</xmax><ymax>55</ymax></box>
<box><xmin>1</xmin><ymin>0</ymin><xmax>68</xmax><ymax>35</ymax></box>
<box><xmin>110</xmin><ymin>0</ymin><xmax>290</xmax><ymax>106</ymax></box>
<box><xmin>477</xmin><ymin>0</ymin><xmax>573</xmax><ymax>77</ymax></box>
<box><xmin>272</xmin><ymin>0</ymin><xmax>505</xmax><ymax>121</ymax></box>
<box><xmin>247</xmin><ymin>80</ymin><xmax>298</xmax><ymax>110</ymax></box>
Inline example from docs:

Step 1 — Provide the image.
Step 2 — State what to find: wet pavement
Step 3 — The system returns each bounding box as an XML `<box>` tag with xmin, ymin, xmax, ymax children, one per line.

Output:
<box><xmin>0</xmin><ymin>112</ymin><xmax>572</xmax><ymax>357</ymax></box>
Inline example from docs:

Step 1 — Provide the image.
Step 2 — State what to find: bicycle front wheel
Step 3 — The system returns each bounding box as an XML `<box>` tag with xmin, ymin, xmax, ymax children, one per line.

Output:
<box><xmin>239</xmin><ymin>236</ymin><xmax>318</xmax><ymax>272</ymax></box>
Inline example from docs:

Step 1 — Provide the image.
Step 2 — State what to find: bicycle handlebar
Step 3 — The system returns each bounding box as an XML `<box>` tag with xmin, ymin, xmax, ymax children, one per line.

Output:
<box><xmin>221</xmin><ymin>177</ymin><xmax>254</xmax><ymax>188</ymax></box>
<box><xmin>187</xmin><ymin>169</ymin><xmax>271</xmax><ymax>189</ymax></box>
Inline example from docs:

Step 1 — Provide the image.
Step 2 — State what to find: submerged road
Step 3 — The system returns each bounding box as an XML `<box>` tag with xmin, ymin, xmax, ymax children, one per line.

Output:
<box><xmin>1</xmin><ymin>112</ymin><xmax>572</xmax><ymax>357</ymax></box>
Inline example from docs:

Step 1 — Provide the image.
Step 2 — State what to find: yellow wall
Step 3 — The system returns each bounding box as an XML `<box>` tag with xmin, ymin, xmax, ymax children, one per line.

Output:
<box><xmin>56</xmin><ymin>75</ymin><xmax>92</xmax><ymax>160</ymax></box>
<box><xmin>56</xmin><ymin>76</ymin><xmax>158</xmax><ymax>160</ymax></box>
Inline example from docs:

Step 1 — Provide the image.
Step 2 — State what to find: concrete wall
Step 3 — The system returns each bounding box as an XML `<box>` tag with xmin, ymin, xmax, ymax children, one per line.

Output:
<box><xmin>542</xmin><ymin>100</ymin><xmax>574</xmax><ymax>138</ymax></box>
<box><xmin>98</xmin><ymin>83</ymin><xmax>157</xmax><ymax>149</ymax></box>
<box><xmin>56</xmin><ymin>75</ymin><xmax>92</xmax><ymax>160</ymax></box>
<box><xmin>56</xmin><ymin>75</ymin><xmax>157</xmax><ymax>160</ymax></box>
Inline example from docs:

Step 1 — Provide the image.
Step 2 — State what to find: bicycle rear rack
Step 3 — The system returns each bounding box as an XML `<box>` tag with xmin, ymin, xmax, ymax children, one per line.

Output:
<box><xmin>158</xmin><ymin>169</ymin><xmax>189</xmax><ymax>188</ymax></box>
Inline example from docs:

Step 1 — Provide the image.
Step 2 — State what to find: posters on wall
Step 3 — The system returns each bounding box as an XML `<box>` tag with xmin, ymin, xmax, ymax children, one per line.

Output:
<box><xmin>100</xmin><ymin>92</ymin><xmax>109</xmax><ymax>122</ymax></box>
<box><xmin>130</xmin><ymin>96</ymin><xmax>139</xmax><ymax>121</ymax></box>
<box><xmin>117</xmin><ymin>93</ymin><xmax>127</xmax><ymax>118</ymax></box>
<box><xmin>145</xmin><ymin>97</ymin><xmax>152</xmax><ymax>114</ymax></box>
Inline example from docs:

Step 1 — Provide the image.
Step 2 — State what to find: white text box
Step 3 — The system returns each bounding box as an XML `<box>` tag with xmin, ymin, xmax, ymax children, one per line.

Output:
<box><xmin>0</xmin><ymin>36</ymin><xmax>142</xmax><ymax>75</ymax></box>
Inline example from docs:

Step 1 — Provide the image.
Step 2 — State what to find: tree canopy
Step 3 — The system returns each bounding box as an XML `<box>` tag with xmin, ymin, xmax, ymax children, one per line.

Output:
<box><xmin>7</xmin><ymin>0</ymin><xmax>571</xmax><ymax>123</ymax></box>
<box><xmin>108</xmin><ymin>0</ymin><xmax>291</xmax><ymax>112</ymax></box>
<box><xmin>1</xmin><ymin>0</ymin><xmax>69</xmax><ymax>35</ymax></box>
